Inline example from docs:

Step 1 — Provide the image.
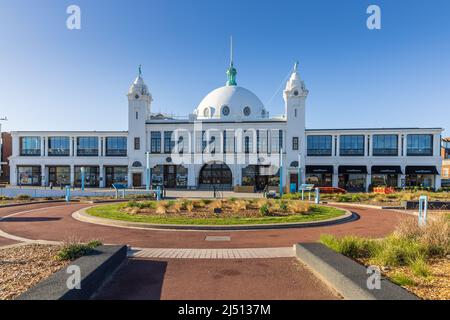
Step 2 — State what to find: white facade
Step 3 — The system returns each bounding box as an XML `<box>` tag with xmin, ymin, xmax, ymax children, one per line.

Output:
<box><xmin>8</xmin><ymin>61</ymin><xmax>443</xmax><ymax>191</ymax></box>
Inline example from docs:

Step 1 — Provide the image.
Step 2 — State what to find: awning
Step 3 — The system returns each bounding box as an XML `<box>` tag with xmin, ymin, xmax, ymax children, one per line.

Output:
<box><xmin>306</xmin><ymin>165</ymin><xmax>334</xmax><ymax>174</ymax></box>
<box><xmin>371</xmin><ymin>166</ymin><xmax>402</xmax><ymax>174</ymax></box>
<box><xmin>338</xmin><ymin>166</ymin><xmax>368</xmax><ymax>174</ymax></box>
<box><xmin>405</xmin><ymin>166</ymin><xmax>439</xmax><ymax>175</ymax></box>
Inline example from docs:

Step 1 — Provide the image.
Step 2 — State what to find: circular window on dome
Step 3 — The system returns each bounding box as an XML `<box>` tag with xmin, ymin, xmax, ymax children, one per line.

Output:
<box><xmin>203</xmin><ymin>108</ymin><xmax>210</xmax><ymax>117</ymax></box>
<box><xmin>243</xmin><ymin>106</ymin><xmax>251</xmax><ymax>116</ymax></box>
<box><xmin>293</xmin><ymin>90</ymin><xmax>299</xmax><ymax>96</ymax></box>
<box><xmin>222</xmin><ymin>105</ymin><xmax>230</xmax><ymax>116</ymax></box>
<box><xmin>135</xmin><ymin>94</ymin><xmax>139</xmax><ymax>99</ymax></box>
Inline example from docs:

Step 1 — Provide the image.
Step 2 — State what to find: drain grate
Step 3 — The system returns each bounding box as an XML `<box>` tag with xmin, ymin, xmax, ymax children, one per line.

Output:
<box><xmin>205</xmin><ymin>236</ymin><xmax>231</xmax><ymax>242</ymax></box>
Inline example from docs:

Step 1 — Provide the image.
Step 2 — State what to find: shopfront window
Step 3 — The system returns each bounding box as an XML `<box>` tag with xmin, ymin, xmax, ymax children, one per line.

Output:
<box><xmin>338</xmin><ymin>174</ymin><xmax>366</xmax><ymax>192</ymax></box>
<box><xmin>17</xmin><ymin>166</ymin><xmax>41</xmax><ymax>186</ymax></box>
<box><xmin>105</xmin><ymin>166</ymin><xmax>127</xmax><ymax>187</ymax></box>
<box><xmin>307</xmin><ymin>135</ymin><xmax>332</xmax><ymax>156</ymax></box>
<box><xmin>406</xmin><ymin>174</ymin><xmax>434</xmax><ymax>188</ymax></box>
<box><xmin>372</xmin><ymin>135</ymin><xmax>398</xmax><ymax>156</ymax></box>
<box><xmin>77</xmin><ymin>137</ymin><xmax>99</xmax><ymax>156</ymax></box>
<box><xmin>340</xmin><ymin>135</ymin><xmax>364</xmax><ymax>156</ymax></box>
<box><xmin>305</xmin><ymin>174</ymin><xmax>332</xmax><ymax>187</ymax></box>
<box><xmin>407</xmin><ymin>134</ymin><xmax>433</xmax><ymax>156</ymax></box>
<box><xmin>48</xmin><ymin>166</ymin><xmax>70</xmax><ymax>186</ymax></box>
<box><xmin>74</xmin><ymin>166</ymin><xmax>100</xmax><ymax>187</ymax></box>
<box><xmin>48</xmin><ymin>137</ymin><xmax>70</xmax><ymax>156</ymax></box>
<box><xmin>371</xmin><ymin>174</ymin><xmax>398</xmax><ymax>187</ymax></box>
<box><xmin>20</xmin><ymin>137</ymin><xmax>41</xmax><ymax>156</ymax></box>
<box><xmin>106</xmin><ymin>137</ymin><xmax>127</xmax><ymax>156</ymax></box>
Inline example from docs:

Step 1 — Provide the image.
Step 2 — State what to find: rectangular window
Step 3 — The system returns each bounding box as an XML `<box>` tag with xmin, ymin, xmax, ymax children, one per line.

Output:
<box><xmin>164</xmin><ymin>131</ymin><xmax>174</xmax><ymax>153</ymax></box>
<box><xmin>256</xmin><ymin>130</ymin><xmax>268</xmax><ymax>154</ymax></box>
<box><xmin>339</xmin><ymin>135</ymin><xmax>364</xmax><ymax>156</ymax></box>
<box><xmin>407</xmin><ymin>134</ymin><xmax>433</xmax><ymax>156</ymax></box>
<box><xmin>292</xmin><ymin>137</ymin><xmax>299</xmax><ymax>151</ymax></box>
<box><xmin>223</xmin><ymin>130</ymin><xmax>235</xmax><ymax>153</ymax></box>
<box><xmin>372</xmin><ymin>134</ymin><xmax>398</xmax><ymax>156</ymax></box>
<box><xmin>20</xmin><ymin>137</ymin><xmax>41</xmax><ymax>156</ymax></box>
<box><xmin>134</xmin><ymin>137</ymin><xmax>140</xmax><ymax>150</ymax></box>
<box><xmin>150</xmin><ymin>132</ymin><xmax>161</xmax><ymax>153</ymax></box>
<box><xmin>48</xmin><ymin>137</ymin><xmax>70</xmax><ymax>156</ymax></box>
<box><xmin>17</xmin><ymin>166</ymin><xmax>41</xmax><ymax>185</ymax></box>
<box><xmin>106</xmin><ymin>137</ymin><xmax>127</xmax><ymax>156</ymax></box>
<box><xmin>77</xmin><ymin>137</ymin><xmax>99</xmax><ymax>156</ymax></box>
<box><xmin>307</xmin><ymin>135</ymin><xmax>332</xmax><ymax>156</ymax></box>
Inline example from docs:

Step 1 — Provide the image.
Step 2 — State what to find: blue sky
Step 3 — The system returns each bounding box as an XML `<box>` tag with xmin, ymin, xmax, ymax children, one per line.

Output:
<box><xmin>0</xmin><ymin>0</ymin><xmax>449</xmax><ymax>135</ymax></box>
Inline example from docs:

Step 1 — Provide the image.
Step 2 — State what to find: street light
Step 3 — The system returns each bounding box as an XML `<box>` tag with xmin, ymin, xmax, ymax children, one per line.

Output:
<box><xmin>0</xmin><ymin>117</ymin><xmax>8</xmax><ymax>177</ymax></box>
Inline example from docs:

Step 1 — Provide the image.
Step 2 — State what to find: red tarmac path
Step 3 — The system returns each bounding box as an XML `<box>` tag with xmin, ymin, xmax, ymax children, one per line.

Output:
<box><xmin>0</xmin><ymin>202</ymin><xmax>408</xmax><ymax>248</ymax></box>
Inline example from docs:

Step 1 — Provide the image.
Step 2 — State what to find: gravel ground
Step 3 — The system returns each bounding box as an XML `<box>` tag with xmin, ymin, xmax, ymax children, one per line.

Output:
<box><xmin>0</xmin><ymin>244</ymin><xmax>68</xmax><ymax>300</ymax></box>
<box><xmin>384</xmin><ymin>258</ymin><xmax>450</xmax><ymax>300</ymax></box>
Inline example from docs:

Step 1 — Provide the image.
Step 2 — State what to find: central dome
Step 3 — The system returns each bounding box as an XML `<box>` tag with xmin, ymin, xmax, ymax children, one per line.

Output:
<box><xmin>195</xmin><ymin>86</ymin><xmax>266</xmax><ymax>120</ymax></box>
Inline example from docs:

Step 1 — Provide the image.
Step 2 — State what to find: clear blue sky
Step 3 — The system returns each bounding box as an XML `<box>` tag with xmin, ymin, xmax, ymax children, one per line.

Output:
<box><xmin>0</xmin><ymin>0</ymin><xmax>449</xmax><ymax>135</ymax></box>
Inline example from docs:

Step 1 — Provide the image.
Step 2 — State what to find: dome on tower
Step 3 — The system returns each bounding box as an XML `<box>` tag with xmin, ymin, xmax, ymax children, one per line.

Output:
<box><xmin>128</xmin><ymin>65</ymin><xmax>150</xmax><ymax>96</ymax></box>
<box><xmin>195</xmin><ymin>85</ymin><xmax>267</xmax><ymax>120</ymax></box>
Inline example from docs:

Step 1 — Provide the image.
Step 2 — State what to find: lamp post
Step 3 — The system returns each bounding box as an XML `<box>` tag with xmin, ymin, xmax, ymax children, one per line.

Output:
<box><xmin>279</xmin><ymin>147</ymin><xmax>283</xmax><ymax>197</ymax></box>
<box><xmin>80</xmin><ymin>167</ymin><xmax>85</xmax><ymax>191</ymax></box>
<box><xmin>297</xmin><ymin>152</ymin><xmax>301</xmax><ymax>192</ymax></box>
<box><xmin>146</xmin><ymin>151</ymin><xmax>150</xmax><ymax>191</ymax></box>
<box><xmin>0</xmin><ymin>117</ymin><xmax>7</xmax><ymax>177</ymax></box>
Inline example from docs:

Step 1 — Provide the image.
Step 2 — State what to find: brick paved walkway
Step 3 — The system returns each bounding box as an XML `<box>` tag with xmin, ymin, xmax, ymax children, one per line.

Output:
<box><xmin>130</xmin><ymin>247</ymin><xmax>294</xmax><ymax>259</ymax></box>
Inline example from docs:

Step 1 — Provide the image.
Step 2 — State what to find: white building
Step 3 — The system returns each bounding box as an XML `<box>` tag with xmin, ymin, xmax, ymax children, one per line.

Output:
<box><xmin>8</xmin><ymin>60</ymin><xmax>443</xmax><ymax>191</ymax></box>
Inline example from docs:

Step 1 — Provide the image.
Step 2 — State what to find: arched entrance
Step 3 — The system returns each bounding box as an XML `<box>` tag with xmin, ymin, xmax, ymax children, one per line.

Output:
<box><xmin>199</xmin><ymin>162</ymin><xmax>232</xmax><ymax>186</ymax></box>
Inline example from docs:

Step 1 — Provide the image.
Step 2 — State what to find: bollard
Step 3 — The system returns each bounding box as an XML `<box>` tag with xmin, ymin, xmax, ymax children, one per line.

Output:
<box><xmin>156</xmin><ymin>186</ymin><xmax>161</xmax><ymax>201</ymax></box>
<box><xmin>65</xmin><ymin>185</ymin><xmax>71</xmax><ymax>202</ymax></box>
<box><xmin>315</xmin><ymin>187</ymin><xmax>320</xmax><ymax>204</ymax></box>
<box><xmin>418</xmin><ymin>195</ymin><xmax>428</xmax><ymax>226</ymax></box>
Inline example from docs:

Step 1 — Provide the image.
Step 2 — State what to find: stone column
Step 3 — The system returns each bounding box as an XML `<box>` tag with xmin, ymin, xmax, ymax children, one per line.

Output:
<box><xmin>99</xmin><ymin>165</ymin><xmax>105</xmax><ymax>188</ymax></box>
<box><xmin>332</xmin><ymin>165</ymin><xmax>339</xmax><ymax>188</ymax></box>
<box><xmin>70</xmin><ymin>164</ymin><xmax>75</xmax><ymax>187</ymax></box>
<box><xmin>41</xmin><ymin>164</ymin><xmax>46</xmax><ymax>187</ymax></box>
<box><xmin>40</xmin><ymin>137</ymin><xmax>45</xmax><ymax>157</ymax></box>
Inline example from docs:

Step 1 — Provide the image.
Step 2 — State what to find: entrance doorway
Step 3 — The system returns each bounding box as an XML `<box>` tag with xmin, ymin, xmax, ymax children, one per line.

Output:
<box><xmin>199</xmin><ymin>162</ymin><xmax>232</xmax><ymax>186</ymax></box>
<box><xmin>132</xmin><ymin>173</ymin><xmax>142</xmax><ymax>187</ymax></box>
<box><xmin>164</xmin><ymin>165</ymin><xmax>177</xmax><ymax>188</ymax></box>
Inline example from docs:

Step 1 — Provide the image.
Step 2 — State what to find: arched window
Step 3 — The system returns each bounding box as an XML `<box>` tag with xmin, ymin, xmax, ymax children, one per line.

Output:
<box><xmin>294</xmin><ymin>108</ymin><xmax>297</xmax><ymax>117</ymax></box>
<box><xmin>132</xmin><ymin>161</ymin><xmax>143</xmax><ymax>167</ymax></box>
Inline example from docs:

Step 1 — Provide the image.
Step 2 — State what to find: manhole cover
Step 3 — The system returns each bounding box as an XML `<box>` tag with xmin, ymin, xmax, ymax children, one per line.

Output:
<box><xmin>205</xmin><ymin>236</ymin><xmax>231</xmax><ymax>242</ymax></box>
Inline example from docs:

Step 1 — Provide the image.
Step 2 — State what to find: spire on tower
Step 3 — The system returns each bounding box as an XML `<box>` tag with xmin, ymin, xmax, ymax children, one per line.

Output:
<box><xmin>226</xmin><ymin>36</ymin><xmax>237</xmax><ymax>86</ymax></box>
<box><xmin>138</xmin><ymin>64</ymin><xmax>142</xmax><ymax>77</ymax></box>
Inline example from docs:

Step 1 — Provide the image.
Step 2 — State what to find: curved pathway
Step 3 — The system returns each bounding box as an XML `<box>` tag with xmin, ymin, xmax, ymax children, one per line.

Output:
<box><xmin>0</xmin><ymin>202</ymin><xmax>410</xmax><ymax>249</ymax></box>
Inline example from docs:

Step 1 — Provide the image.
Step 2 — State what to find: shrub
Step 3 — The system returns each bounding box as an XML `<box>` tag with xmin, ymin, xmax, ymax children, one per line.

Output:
<box><xmin>57</xmin><ymin>240</ymin><xmax>102</xmax><ymax>261</ymax></box>
<box><xmin>419</xmin><ymin>215</ymin><xmax>450</xmax><ymax>257</ymax></box>
<box><xmin>0</xmin><ymin>195</ymin><xmax>11</xmax><ymax>200</ymax></box>
<box><xmin>288</xmin><ymin>201</ymin><xmax>309</xmax><ymax>214</ymax></box>
<box><xmin>409</xmin><ymin>257</ymin><xmax>431</xmax><ymax>278</ymax></box>
<box><xmin>370</xmin><ymin>235</ymin><xmax>425</xmax><ymax>267</ymax></box>
<box><xmin>390</xmin><ymin>272</ymin><xmax>417</xmax><ymax>287</ymax></box>
<box><xmin>208</xmin><ymin>200</ymin><xmax>223</xmax><ymax>213</ymax></box>
<box><xmin>201</xmin><ymin>199</ymin><xmax>212</xmax><ymax>205</ymax></box>
<box><xmin>320</xmin><ymin>234</ymin><xmax>379</xmax><ymax>259</ymax></box>
<box><xmin>15</xmin><ymin>194</ymin><xmax>31</xmax><ymax>200</ymax></box>
<box><xmin>192</xmin><ymin>200</ymin><xmax>206</xmax><ymax>208</ymax></box>
<box><xmin>155</xmin><ymin>205</ymin><xmax>166</xmax><ymax>215</ymax></box>
<box><xmin>231</xmin><ymin>200</ymin><xmax>247</xmax><ymax>213</ymax></box>
<box><xmin>166</xmin><ymin>201</ymin><xmax>181</xmax><ymax>213</ymax></box>
<box><xmin>278</xmin><ymin>200</ymin><xmax>288</xmax><ymax>212</ymax></box>
<box><xmin>259</xmin><ymin>204</ymin><xmax>270</xmax><ymax>216</ymax></box>
<box><xmin>336</xmin><ymin>194</ymin><xmax>352</xmax><ymax>202</ymax></box>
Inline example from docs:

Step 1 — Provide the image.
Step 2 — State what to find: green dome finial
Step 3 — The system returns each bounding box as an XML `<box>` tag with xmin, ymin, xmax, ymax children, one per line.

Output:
<box><xmin>226</xmin><ymin>36</ymin><xmax>237</xmax><ymax>86</ymax></box>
